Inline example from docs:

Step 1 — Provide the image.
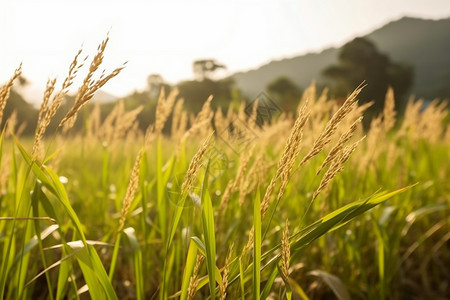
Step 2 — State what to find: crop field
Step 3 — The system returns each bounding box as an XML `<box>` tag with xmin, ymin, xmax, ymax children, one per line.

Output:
<box><xmin>0</xmin><ymin>40</ymin><xmax>449</xmax><ymax>300</ymax></box>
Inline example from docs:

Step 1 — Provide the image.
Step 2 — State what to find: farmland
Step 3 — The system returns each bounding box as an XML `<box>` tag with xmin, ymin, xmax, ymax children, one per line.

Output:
<box><xmin>0</xmin><ymin>42</ymin><xmax>449</xmax><ymax>299</ymax></box>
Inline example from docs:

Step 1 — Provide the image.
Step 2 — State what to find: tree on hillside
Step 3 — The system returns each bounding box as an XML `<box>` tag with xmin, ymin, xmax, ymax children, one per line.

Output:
<box><xmin>147</xmin><ymin>74</ymin><xmax>172</xmax><ymax>99</ymax></box>
<box><xmin>266</xmin><ymin>76</ymin><xmax>302</xmax><ymax>111</ymax></box>
<box><xmin>323</xmin><ymin>37</ymin><xmax>413</xmax><ymax>115</ymax></box>
<box><xmin>176</xmin><ymin>59</ymin><xmax>233</xmax><ymax>113</ymax></box>
<box><xmin>177</xmin><ymin>77</ymin><xmax>234</xmax><ymax>113</ymax></box>
<box><xmin>193</xmin><ymin>59</ymin><xmax>226</xmax><ymax>81</ymax></box>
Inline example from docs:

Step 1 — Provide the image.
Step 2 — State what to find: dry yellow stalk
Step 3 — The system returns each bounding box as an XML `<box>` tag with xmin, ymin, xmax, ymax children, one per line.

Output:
<box><xmin>118</xmin><ymin>149</ymin><xmax>143</xmax><ymax>232</ymax></box>
<box><xmin>275</xmin><ymin>101</ymin><xmax>309</xmax><ymax>202</ymax></box>
<box><xmin>234</xmin><ymin>146</ymin><xmax>254</xmax><ymax>204</ymax></box>
<box><xmin>313</xmin><ymin>136</ymin><xmax>365</xmax><ymax>200</ymax></box>
<box><xmin>60</xmin><ymin>37</ymin><xmax>126</xmax><ymax>128</ymax></box>
<box><xmin>0</xmin><ymin>63</ymin><xmax>22</xmax><ymax>126</ymax></box>
<box><xmin>281</xmin><ymin>219</ymin><xmax>290</xmax><ymax>280</ymax></box>
<box><xmin>155</xmin><ymin>88</ymin><xmax>179</xmax><ymax>136</ymax></box>
<box><xmin>181</xmin><ymin>132</ymin><xmax>214</xmax><ymax>194</ymax></box>
<box><xmin>316</xmin><ymin>116</ymin><xmax>363</xmax><ymax>175</ymax></box>
<box><xmin>98</xmin><ymin>100</ymin><xmax>124</xmax><ymax>145</ymax></box>
<box><xmin>220</xmin><ymin>243</ymin><xmax>234</xmax><ymax>300</ymax></box>
<box><xmin>299</xmin><ymin>84</ymin><xmax>364</xmax><ymax>166</ymax></box>
<box><xmin>261</xmin><ymin>100</ymin><xmax>309</xmax><ymax>217</ymax></box>
<box><xmin>382</xmin><ymin>87</ymin><xmax>396</xmax><ymax>132</ymax></box>
<box><xmin>32</xmin><ymin>49</ymin><xmax>84</xmax><ymax>159</ymax></box>
<box><xmin>187</xmin><ymin>253</ymin><xmax>204</xmax><ymax>300</ymax></box>
<box><xmin>245</xmin><ymin>102</ymin><xmax>309</xmax><ymax>253</ymax></box>
<box><xmin>214</xmin><ymin>107</ymin><xmax>226</xmax><ymax>136</ymax></box>
<box><xmin>171</xmin><ymin>98</ymin><xmax>184</xmax><ymax>137</ymax></box>
<box><xmin>4</xmin><ymin>110</ymin><xmax>18</xmax><ymax>137</ymax></box>
<box><xmin>247</xmin><ymin>99</ymin><xmax>259</xmax><ymax>130</ymax></box>
<box><xmin>218</xmin><ymin>180</ymin><xmax>234</xmax><ymax>212</ymax></box>
<box><xmin>184</xmin><ymin>95</ymin><xmax>214</xmax><ymax>139</ymax></box>
<box><xmin>0</xmin><ymin>156</ymin><xmax>11</xmax><ymax>194</ymax></box>
<box><xmin>86</xmin><ymin>102</ymin><xmax>101</xmax><ymax>140</ymax></box>
<box><xmin>113</xmin><ymin>105</ymin><xmax>144</xmax><ymax>140</ymax></box>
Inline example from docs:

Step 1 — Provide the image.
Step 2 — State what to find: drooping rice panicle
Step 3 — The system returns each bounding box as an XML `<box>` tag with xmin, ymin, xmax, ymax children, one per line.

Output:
<box><xmin>281</xmin><ymin>219</ymin><xmax>290</xmax><ymax>280</ymax></box>
<box><xmin>299</xmin><ymin>84</ymin><xmax>364</xmax><ymax>166</ymax></box>
<box><xmin>181</xmin><ymin>132</ymin><xmax>214</xmax><ymax>194</ymax></box>
<box><xmin>187</xmin><ymin>253</ymin><xmax>204</xmax><ymax>300</ymax></box>
<box><xmin>118</xmin><ymin>149</ymin><xmax>143</xmax><ymax>232</ymax></box>
<box><xmin>0</xmin><ymin>63</ymin><xmax>22</xmax><ymax>126</ymax></box>
<box><xmin>316</xmin><ymin>116</ymin><xmax>363</xmax><ymax>175</ymax></box>
<box><xmin>59</xmin><ymin>36</ymin><xmax>126</xmax><ymax>128</ymax></box>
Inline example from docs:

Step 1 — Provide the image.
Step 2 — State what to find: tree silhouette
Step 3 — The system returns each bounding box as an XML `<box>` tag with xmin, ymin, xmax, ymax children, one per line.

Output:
<box><xmin>147</xmin><ymin>74</ymin><xmax>172</xmax><ymax>99</ymax></box>
<box><xmin>323</xmin><ymin>37</ymin><xmax>413</xmax><ymax>115</ymax></box>
<box><xmin>193</xmin><ymin>59</ymin><xmax>226</xmax><ymax>81</ymax></box>
<box><xmin>266</xmin><ymin>76</ymin><xmax>302</xmax><ymax>111</ymax></box>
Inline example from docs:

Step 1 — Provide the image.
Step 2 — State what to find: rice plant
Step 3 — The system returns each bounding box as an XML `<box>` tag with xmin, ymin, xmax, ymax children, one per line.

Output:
<box><xmin>0</xmin><ymin>39</ymin><xmax>448</xmax><ymax>299</ymax></box>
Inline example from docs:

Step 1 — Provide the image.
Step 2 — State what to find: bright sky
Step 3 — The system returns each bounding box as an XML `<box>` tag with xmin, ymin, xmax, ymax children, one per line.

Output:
<box><xmin>1</xmin><ymin>0</ymin><xmax>449</xmax><ymax>103</ymax></box>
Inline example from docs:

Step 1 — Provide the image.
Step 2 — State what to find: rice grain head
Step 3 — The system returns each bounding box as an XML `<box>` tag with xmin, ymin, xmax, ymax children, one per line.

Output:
<box><xmin>313</xmin><ymin>136</ymin><xmax>365</xmax><ymax>200</ymax></box>
<box><xmin>118</xmin><ymin>149</ymin><xmax>143</xmax><ymax>232</ymax></box>
<box><xmin>181</xmin><ymin>132</ymin><xmax>214</xmax><ymax>194</ymax></box>
<box><xmin>382</xmin><ymin>86</ymin><xmax>396</xmax><ymax>132</ymax></box>
<box><xmin>188</xmin><ymin>253</ymin><xmax>205</xmax><ymax>300</ymax></box>
<box><xmin>0</xmin><ymin>63</ymin><xmax>22</xmax><ymax>126</ymax></box>
<box><xmin>316</xmin><ymin>116</ymin><xmax>363</xmax><ymax>175</ymax></box>
<box><xmin>299</xmin><ymin>84</ymin><xmax>364</xmax><ymax>166</ymax></box>
<box><xmin>220</xmin><ymin>243</ymin><xmax>234</xmax><ymax>300</ymax></box>
<box><xmin>281</xmin><ymin>219</ymin><xmax>290</xmax><ymax>280</ymax></box>
<box><xmin>59</xmin><ymin>36</ymin><xmax>126</xmax><ymax>128</ymax></box>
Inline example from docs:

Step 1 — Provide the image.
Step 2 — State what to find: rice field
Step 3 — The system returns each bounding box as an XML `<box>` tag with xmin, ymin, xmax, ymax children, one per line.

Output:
<box><xmin>0</xmin><ymin>39</ymin><xmax>449</xmax><ymax>300</ymax></box>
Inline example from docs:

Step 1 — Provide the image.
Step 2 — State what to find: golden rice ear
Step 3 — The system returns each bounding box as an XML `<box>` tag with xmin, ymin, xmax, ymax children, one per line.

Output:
<box><xmin>187</xmin><ymin>253</ymin><xmax>204</xmax><ymax>300</ymax></box>
<box><xmin>181</xmin><ymin>132</ymin><xmax>214</xmax><ymax>194</ymax></box>
<box><xmin>316</xmin><ymin>116</ymin><xmax>363</xmax><ymax>175</ymax></box>
<box><xmin>382</xmin><ymin>86</ymin><xmax>396</xmax><ymax>132</ymax></box>
<box><xmin>299</xmin><ymin>84</ymin><xmax>364</xmax><ymax>167</ymax></box>
<box><xmin>313</xmin><ymin>136</ymin><xmax>365</xmax><ymax>200</ymax></box>
<box><xmin>0</xmin><ymin>63</ymin><xmax>22</xmax><ymax>127</ymax></box>
<box><xmin>171</xmin><ymin>98</ymin><xmax>185</xmax><ymax>138</ymax></box>
<box><xmin>183</xmin><ymin>95</ymin><xmax>214</xmax><ymax>140</ymax></box>
<box><xmin>118</xmin><ymin>149</ymin><xmax>143</xmax><ymax>232</ymax></box>
<box><xmin>59</xmin><ymin>36</ymin><xmax>126</xmax><ymax>128</ymax></box>
<box><xmin>281</xmin><ymin>219</ymin><xmax>291</xmax><ymax>280</ymax></box>
<box><xmin>220</xmin><ymin>243</ymin><xmax>234</xmax><ymax>300</ymax></box>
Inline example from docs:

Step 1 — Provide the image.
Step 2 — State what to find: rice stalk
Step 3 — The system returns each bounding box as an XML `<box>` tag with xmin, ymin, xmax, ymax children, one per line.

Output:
<box><xmin>0</xmin><ymin>63</ymin><xmax>22</xmax><ymax>126</ymax></box>
<box><xmin>181</xmin><ymin>132</ymin><xmax>214</xmax><ymax>194</ymax></box>
<box><xmin>299</xmin><ymin>84</ymin><xmax>364</xmax><ymax>166</ymax></box>
<box><xmin>316</xmin><ymin>116</ymin><xmax>363</xmax><ymax>175</ymax></box>
<box><xmin>281</xmin><ymin>219</ymin><xmax>290</xmax><ymax>280</ymax></box>
<box><xmin>220</xmin><ymin>243</ymin><xmax>234</xmax><ymax>300</ymax></box>
<box><xmin>32</xmin><ymin>48</ymin><xmax>83</xmax><ymax>159</ymax></box>
<box><xmin>187</xmin><ymin>253</ymin><xmax>204</xmax><ymax>300</ymax></box>
<box><xmin>118</xmin><ymin>149</ymin><xmax>143</xmax><ymax>232</ymax></box>
<box><xmin>59</xmin><ymin>36</ymin><xmax>126</xmax><ymax>128</ymax></box>
<box><xmin>313</xmin><ymin>136</ymin><xmax>365</xmax><ymax>200</ymax></box>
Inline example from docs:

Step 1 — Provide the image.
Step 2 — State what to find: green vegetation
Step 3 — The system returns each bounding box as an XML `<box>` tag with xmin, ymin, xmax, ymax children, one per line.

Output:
<box><xmin>0</xmin><ymin>41</ymin><xmax>449</xmax><ymax>300</ymax></box>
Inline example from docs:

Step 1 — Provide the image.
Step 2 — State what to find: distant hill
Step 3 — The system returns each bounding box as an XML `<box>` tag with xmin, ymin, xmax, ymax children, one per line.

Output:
<box><xmin>232</xmin><ymin>16</ymin><xmax>450</xmax><ymax>100</ymax></box>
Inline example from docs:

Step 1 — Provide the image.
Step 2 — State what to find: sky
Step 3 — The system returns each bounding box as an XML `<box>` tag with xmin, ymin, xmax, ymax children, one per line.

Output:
<box><xmin>1</xmin><ymin>0</ymin><xmax>449</xmax><ymax>104</ymax></box>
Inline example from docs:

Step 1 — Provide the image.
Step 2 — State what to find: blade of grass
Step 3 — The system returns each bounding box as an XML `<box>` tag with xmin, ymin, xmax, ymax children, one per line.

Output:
<box><xmin>201</xmin><ymin>161</ymin><xmax>217</xmax><ymax>300</ymax></box>
<box><xmin>180</xmin><ymin>239</ymin><xmax>199</xmax><ymax>300</ymax></box>
<box><xmin>308</xmin><ymin>270</ymin><xmax>350</xmax><ymax>300</ymax></box>
<box><xmin>123</xmin><ymin>227</ymin><xmax>144</xmax><ymax>300</ymax></box>
<box><xmin>253</xmin><ymin>188</ymin><xmax>261</xmax><ymax>300</ymax></box>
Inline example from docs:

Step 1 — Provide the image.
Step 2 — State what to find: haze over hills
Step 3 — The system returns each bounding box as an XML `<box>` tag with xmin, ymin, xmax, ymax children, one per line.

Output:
<box><xmin>232</xmin><ymin>16</ymin><xmax>450</xmax><ymax>100</ymax></box>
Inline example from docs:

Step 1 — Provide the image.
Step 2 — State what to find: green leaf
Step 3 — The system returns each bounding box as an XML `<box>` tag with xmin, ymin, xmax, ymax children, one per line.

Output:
<box><xmin>123</xmin><ymin>227</ymin><xmax>144</xmax><ymax>300</ymax></box>
<box><xmin>253</xmin><ymin>188</ymin><xmax>261</xmax><ymax>300</ymax></box>
<box><xmin>201</xmin><ymin>161</ymin><xmax>217</xmax><ymax>300</ymax></box>
<box><xmin>309</xmin><ymin>270</ymin><xmax>350</xmax><ymax>300</ymax></box>
<box><xmin>180</xmin><ymin>239</ymin><xmax>199</xmax><ymax>300</ymax></box>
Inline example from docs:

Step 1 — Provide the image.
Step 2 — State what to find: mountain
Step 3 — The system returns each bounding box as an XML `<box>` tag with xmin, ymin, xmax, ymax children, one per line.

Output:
<box><xmin>231</xmin><ymin>16</ymin><xmax>450</xmax><ymax>100</ymax></box>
